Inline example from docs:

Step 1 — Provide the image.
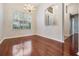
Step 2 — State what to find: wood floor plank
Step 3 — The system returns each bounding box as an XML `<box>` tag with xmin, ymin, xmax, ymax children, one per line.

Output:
<box><xmin>64</xmin><ymin>33</ymin><xmax>78</xmax><ymax>56</ymax></box>
<box><xmin>0</xmin><ymin>35</ymin><xmax>63</xmax><ymax>56</ymax></box>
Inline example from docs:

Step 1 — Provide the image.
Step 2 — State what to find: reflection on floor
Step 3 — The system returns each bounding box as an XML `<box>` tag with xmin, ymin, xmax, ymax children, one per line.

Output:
<box><xmin>0</xmin><ymin>34</ymin><xmax>78</xmax><ymax>56</ymax></box>
<box><xmin>0</xmin><ymin>35</ymin><xmax>63</xmax><ymax>56</ymax></box>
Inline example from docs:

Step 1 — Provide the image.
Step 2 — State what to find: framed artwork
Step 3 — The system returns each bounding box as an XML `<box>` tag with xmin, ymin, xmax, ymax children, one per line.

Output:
<box><xmin>12</xmin><ymin>10</ymin><xmax>32</xmax><ymax>29</ymax></box>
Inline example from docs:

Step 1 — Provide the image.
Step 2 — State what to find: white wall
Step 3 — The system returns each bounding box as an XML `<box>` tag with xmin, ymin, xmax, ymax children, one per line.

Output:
<box><xmin>64</xmin><ymin>4</ymin><xmax>70</xmax><ymax>37</ymax></box>
<box><xmin>0</xmin><ymin>3</ymin><xmax>64</xmax><ymax>43</ymax></box>
<box><xmin>64</xmin><ymin>4</ymin><xmax>79</xmax><ymax>52</ymax></box>
<box><xmin>0</xmin><ymin>4</ymin><xmax>4</xmax><ymax>43</ymax></box>
<box><xmin>64</xmin><ymin>4</ymin><xmax>78</xmax><ymax>37</ymax></box>
<box><xmin>36</xmin><ymin>3</ymin><xmax>64</xmax><ymax>42</ymax></box>
<box><xmin>2</xmin><ymin>3</ymin><xmax>37</xmax><ymax>39</ymax></box>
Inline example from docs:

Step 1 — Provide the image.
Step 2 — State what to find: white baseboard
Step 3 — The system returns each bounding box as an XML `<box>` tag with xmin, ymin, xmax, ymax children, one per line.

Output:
<box><xmin>0</xmin><ymin>39</ymin><xmax>5</xmax><ymax>44</ymax></box>
<box><xmin>37</xmin><ymin>34</ymin><xmax>64</xmax><ymax>43</ymax></box>
<box><xmin>64</xmin><ymin>33</ymin><xmax>70</xmax><ymax>37</ymax></box>
<box><xmin>0</xmin><ymin>34</ymin><xmax>64</xmax><ymax>44</ymax></box>
<box><xmin>0</xmin><ymin>34</ymin><xmax>34</xmax><ymax>44</ymax></box>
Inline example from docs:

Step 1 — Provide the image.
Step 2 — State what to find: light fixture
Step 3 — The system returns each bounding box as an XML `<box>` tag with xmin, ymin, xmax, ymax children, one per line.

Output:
<box><xmin>24</xmin><ymin>4</ymin><xmax>36</xmax><ymax>13</ymax></box>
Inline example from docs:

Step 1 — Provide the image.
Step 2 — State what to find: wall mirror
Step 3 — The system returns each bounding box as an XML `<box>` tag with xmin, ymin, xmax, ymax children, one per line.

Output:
<box><xmin>45</xmin><ymin>5</ymin><xmax>57</xmax><ymax>26</ymax></box>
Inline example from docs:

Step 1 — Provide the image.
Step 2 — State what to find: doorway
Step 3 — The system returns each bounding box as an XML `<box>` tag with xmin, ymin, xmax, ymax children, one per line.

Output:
<box><xmin>70</xmin><ymin>14</ymin><xmax>78</xmax><ymax>55</ymax></box>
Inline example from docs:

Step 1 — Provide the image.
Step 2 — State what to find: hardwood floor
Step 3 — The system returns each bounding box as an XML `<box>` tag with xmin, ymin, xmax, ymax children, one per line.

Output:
<box><xmin>31</xmin><ymin>35</ymin><xmax>63</xmax><ymax>56</ymax></box>
<box><xmin>64</xmin><ymin>33</ymin><xmax>78</xmax><ymax>56</ymax></box>
<box><xmin>0</xmin><ymin>34</ymin><xmax>78</xmax><ymax>56</ymax></box>
<box><xmin>0</xmin><ymin>44</ymin><xmax>2</xmax><ymax>56</ymax></box>
<box><xmin>0</xmin><ymin>35</ymin><xmax>63</xmax><ymax>56</ymax></box>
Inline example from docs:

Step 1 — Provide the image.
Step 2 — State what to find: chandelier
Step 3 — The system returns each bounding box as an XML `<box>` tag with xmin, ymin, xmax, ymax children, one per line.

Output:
<box><xmin>24</xmin><ymin>4</ymin><xmax>36</xmax><ymax>13</ymax></box>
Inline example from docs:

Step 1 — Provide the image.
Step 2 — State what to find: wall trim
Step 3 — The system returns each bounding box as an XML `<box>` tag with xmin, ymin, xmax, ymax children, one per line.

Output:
<box><xmin>37</xmin><ymin>34</ymin><xmax>64</xmax><ymax>43</ymax></box>
<box><xmin>0</xmin><ymin>34</ymin><xmax>64</xmax><ymax>44</ymax></box>
<box><xmin>0</xmin><ymin>39</ymin><xmax>5</xmax><ymax>44</ymax></box>
<box><xmin>64</xmin><ymin>33</ymin><xmax>71</xmax><ymax>37</ymax></box>
<box><xmin>0</xmin><ymin>34</ymin><xmax>34</xmax><ymax>44</ymax></box>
